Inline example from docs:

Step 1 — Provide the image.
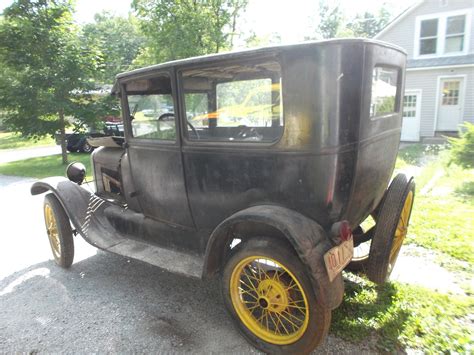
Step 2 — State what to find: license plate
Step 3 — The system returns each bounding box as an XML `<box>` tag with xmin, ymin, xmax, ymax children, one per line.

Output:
<box><xmin>324</xmin><ymin>237</ymin><xmax>354</xmax><ymax>282</ymax></box>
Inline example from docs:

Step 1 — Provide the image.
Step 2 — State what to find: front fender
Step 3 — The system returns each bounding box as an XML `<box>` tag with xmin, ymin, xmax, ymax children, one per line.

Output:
<box><xmin>31</xmin><ymin>177</ymin><xmax>92</xmax><ymax>237</ymax></box>
<box><xmin>203</xmin><ymin>205</ymin><xmax>344</xmax><ymax>310</ymax></box>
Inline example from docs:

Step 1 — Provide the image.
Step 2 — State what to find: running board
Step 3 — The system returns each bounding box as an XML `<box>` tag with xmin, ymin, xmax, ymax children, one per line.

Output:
<box><xmin>105</xmin><ymin>238</ymin><xmax>203</xmax><ymax>279</ymax></box>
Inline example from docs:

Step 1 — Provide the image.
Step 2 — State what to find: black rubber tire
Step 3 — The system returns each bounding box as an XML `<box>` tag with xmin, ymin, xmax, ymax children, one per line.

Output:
<box><xmin>81</xmin><ymin>140</ymin><xmax>93</xmax><ymax>153</ymax></box>
<box><xmin>43</xmin><ymin>194</ymin><xmax>74</xmax><ymax>268</ymax></box>
<box><xmin>366</xmin><ymin>174</ymin><xmax>415</xmax><ymax>284</ymax></box>
<box><xmin>221</xmin><ymin>237</ymin><xmax>331</xmax><ymax>354</ymax></box>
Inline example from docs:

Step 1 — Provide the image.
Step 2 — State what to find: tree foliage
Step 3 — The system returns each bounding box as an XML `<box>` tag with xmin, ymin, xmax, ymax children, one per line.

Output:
<box><xmin>0</xmin><ymin>0</ymin><xmax>100</xmax><ymax>163</ymax></box>
<box><xmin>317</xmin><ymin>0</ymin><xmax>343</xmax><ymax>39</ymax></box>
<box><xmin>82</xmin><ymin>12</ymin><xmax>145</xmax><ymax>84</ymax></box>
<box><xmin>132</xmin><ymin>0</ymin><xmax>248</xmax><ymax>64</ymax></box>
<box><xmin>348</xmin><ymin>8</ymin><xmax>391</xmax><ymax>38</ymax></box>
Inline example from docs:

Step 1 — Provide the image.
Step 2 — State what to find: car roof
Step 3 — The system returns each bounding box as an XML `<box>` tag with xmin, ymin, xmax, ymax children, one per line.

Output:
<box><xmin>112</xmin><ymin>39</ymin><xmax>405</xmax><ymax>94</ymax></box>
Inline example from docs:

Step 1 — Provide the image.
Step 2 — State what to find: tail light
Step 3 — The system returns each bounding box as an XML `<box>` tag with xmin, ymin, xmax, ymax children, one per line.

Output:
<box><xmin>330</xmin><ymin>220</ymin><xmax>352</xmax><ymax>243</ymax></box>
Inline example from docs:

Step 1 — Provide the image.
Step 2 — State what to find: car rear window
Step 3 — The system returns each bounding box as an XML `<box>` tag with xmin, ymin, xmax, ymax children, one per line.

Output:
<box><xmin>370</xmin><ymin>66</ymin><xmax>399</xmax><ymax>117</ymax></box>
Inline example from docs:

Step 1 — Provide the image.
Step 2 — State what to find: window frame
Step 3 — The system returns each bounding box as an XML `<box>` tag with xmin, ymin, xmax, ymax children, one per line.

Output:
<box><xmin>176</xmin><ymin>57</ymin><xmax>285</xmax><ymax>148</ymax></box>
<box><xmin>121</xmin><ymin>69</ymin><xmax>180</xmax><ymax>146</ymax></box>
<box><xmin>414</xmin><ymin>9</ymin><xmax>472</xmax><ymax>59</ymax></box>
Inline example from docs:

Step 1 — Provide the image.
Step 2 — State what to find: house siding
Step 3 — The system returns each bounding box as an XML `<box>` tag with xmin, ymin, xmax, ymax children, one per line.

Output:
<box><xmin>378</xmin><ymin>1</ymin><xmax>474</xmax><ymax>59</ymax></box>
<box><xmin>406</xmin><ymin>66</ymin><xmax>474</xmax><ymax>137</ymax></box>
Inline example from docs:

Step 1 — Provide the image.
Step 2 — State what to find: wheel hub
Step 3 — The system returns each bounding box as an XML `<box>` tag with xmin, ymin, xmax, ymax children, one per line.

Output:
<box><xmin>257</xmin><ymin>278</ymin><xmax>288</xmax><ymax>313</ymax></box>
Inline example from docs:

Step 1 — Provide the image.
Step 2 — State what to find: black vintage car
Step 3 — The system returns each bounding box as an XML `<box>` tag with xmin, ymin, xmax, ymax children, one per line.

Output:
<box><xmin>32</xmin><ymin>39</ymin><xmax>414</xmax><ymax>353</ymax></box>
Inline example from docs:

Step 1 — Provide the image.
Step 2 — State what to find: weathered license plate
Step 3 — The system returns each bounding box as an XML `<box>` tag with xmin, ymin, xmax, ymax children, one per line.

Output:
<box><xmin>324</xmin><ymin>237</ymin><xmax>354</xmax><ymax>282</ymax></box>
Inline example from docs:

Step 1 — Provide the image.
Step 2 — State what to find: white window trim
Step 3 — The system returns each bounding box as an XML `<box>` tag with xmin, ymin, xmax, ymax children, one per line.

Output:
<box><xmin>414</xmin><ymin>8</ymin><xmax>472</xmax><ymax>59</ymax></box>
<box><xmin>433</xmin><ymin>75</ymin><xmax>467</xmax><ymax>132</ymax></box>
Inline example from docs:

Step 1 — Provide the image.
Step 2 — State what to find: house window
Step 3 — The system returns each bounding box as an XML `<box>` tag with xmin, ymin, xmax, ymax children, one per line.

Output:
<box><xmin>445</xmin><ymin>15</ymin><xmax>466</xmax><ymax>52</ymax></box>
<box><xmin>441</xmin><ymin>81</ymin><xmax>460</xmax><ymax>105</ymax></box>
<box><xmin>420</xmin><ymin>19</ymin><xmax>438</xmax><ymax>55</ymax></box>
<box><xmin>403</xmin><ymin>95</ymin><xmax>417</xmax><ymax>118</ymax></box>
<box><xmin>416</xmin><ymin>11</ymin><xmax>469</xmax><ymax>57</ymax></box>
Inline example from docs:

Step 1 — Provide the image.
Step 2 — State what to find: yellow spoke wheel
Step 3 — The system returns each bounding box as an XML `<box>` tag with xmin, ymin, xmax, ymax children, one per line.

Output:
<box><xmin>230</xmin><ymin>255</ymin><xmax>309</xmax><ymax>345</ymax></box>
<box><xmin>222</xmin><ymin>237</ymin><xmax>331</xmax><ymax>354</ymax></box>
<box><xmin>43</xmin><ymin>194</ymin><xmax>75</xmax><ymax>268</ymax></box>
<box><xmin>44</xmin><ymin>203</ymin><xmax>61</xmax><ymax>259</ymax></box>
<box><xmin>389</xmin><ymin>190</ymin><xmax>414</xmax><ymax>268</ymax></box>
<box><xmin>366</xmin><ymin>174</ymin><xmax>415</xmax><ymax>284</ymax></box>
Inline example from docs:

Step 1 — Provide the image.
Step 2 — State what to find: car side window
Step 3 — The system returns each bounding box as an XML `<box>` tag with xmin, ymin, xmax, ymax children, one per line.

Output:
<box><xmin>126</xmin><ymin>74</ymin><xmax>176</xmax><ymax>140</ymax></box>
<box><xmin>181</xmin><ymin>60</ymin><xmax>283</xmax><ymax>142</ymax></box>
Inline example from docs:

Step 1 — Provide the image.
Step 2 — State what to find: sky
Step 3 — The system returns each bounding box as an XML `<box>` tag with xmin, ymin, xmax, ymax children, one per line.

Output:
<box><xmin>0</xmin><ymin>0</ymin><xmax>417</xmax><ymax>43</ymax></box>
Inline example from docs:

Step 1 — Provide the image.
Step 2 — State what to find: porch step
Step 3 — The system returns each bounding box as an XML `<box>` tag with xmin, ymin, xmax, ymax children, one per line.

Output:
<box><xmin>421</xmin><ymin>136</ymin><xmax>448</xmax><ymax>144</ymax></box>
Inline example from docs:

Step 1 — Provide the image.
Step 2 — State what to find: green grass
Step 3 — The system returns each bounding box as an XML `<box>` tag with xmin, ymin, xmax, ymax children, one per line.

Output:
<box><xmin>0</xmin><ymin>131</ymin><xmax>55</xmax><ymax>150</ymax></box>
<box><xmin>332</xmin><ymin>274</ymin><xmax>473</xmax><ymax>353</ymax></box>
<box><xmin>0</xmin><ymin>153</ymin><xmax>92</xmax><ymax>179</ymax></box>
<box><xmin>397</xmin><ymin>145</ymin><xmax>474</xmax><ymax>264</ymax></box>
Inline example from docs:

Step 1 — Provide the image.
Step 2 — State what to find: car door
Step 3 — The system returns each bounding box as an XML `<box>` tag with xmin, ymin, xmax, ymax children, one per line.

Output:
<box><xmin>123</xmin><ymin>71</ymin><xmax>195</xmax><ymax>233</ymax></box>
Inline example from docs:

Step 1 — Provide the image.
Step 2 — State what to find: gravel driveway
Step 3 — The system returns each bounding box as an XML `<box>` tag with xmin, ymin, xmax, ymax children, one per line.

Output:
<box><xmin>0</xmin><ymin>175</ymin><xmax>374</xmax><ymax>353</ymax></box>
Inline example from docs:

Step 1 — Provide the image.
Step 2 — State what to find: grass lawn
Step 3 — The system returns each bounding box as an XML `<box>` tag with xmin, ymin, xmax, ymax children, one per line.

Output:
<box><xmin>397</xmin><ymin>145</ymin><xmax>474</xmax><ymax>264</ymax></box>
<box><xmin>0</xmin><ymin>153</ymin><xmax>92</xmax><ymax>179</ymax></box>
<box><xmin>0</xmin><ymin>131</ymin><xmax>55</xmax><ymax>150</ymax></box>
<box><xmin>332</xmin><ymin>274</ymin><xmax>473</xmax><ymax>353</ymax></box>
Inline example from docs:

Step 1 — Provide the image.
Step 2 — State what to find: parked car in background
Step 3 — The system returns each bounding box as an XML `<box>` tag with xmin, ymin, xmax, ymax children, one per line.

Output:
<box><xmin>56</xmin><ymin>122</ymin><xmax>124</xmax><ymax>153</ymax></box>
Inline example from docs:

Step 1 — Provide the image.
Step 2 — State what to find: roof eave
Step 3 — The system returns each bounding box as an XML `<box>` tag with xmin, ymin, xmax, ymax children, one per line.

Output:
<box><xmin>375</xmin><ymin>1</ymin><xmax>424</xmax><ymax>39</ymax></box>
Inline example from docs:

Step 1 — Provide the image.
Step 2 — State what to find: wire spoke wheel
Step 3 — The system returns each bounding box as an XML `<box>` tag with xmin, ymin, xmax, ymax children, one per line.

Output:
<box><xmin>230</xmin><ymin>255</ymin><xmax>309</xmax><ymax>345</ymax></box>
<box><xmin>389</xmin><ymin>190</ymin><xmax>414</xmax><ymax>271</ymax></box>
<box><xmin>44</xmin><ymin>204</ymin><xmax>61</xmax><ymax>259</ymax></box>
<box><xmin>366</xmin><ymin>174</ymin><xmax>416</xmax><ymax>284</ymax></box>
<box><xmin>43</xmin><ymin>194</ymin><xmax>74</xmax><ymax>268</ymax></box>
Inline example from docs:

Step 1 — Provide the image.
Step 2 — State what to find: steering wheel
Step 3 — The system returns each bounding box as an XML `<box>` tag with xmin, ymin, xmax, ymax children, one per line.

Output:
<box><xmin>157</xmin><ymin>112</ymin><xmax>199</xmax><ymax>139</ymax></box>
<box><xmin>235</xmin><ymin>126</ymin><xmax>261</xmax><ymax>141</ymax></box>
<box><xmin>158</xmin><ymin>112</ymin><xmax>175</xmax><ymax>121</ymax></box>
<box><xmin>187</xmin><ymin>120</ymin><xmax>200</xmax><ymax>139</ymax></box>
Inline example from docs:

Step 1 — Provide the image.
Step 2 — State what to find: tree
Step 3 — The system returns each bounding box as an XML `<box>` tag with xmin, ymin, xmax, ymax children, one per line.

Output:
<box><xmin>348</xmin><ymin>8</ymin><xmax>391</xmax><ymax>38</ymax></box>
<box><xmin>82</xmin><ymin>12</ymin><xmax>145</xmax><ymax>84</ymax></box>
<box><xmin>317</xmin><ymin>0</ymin><xmax>343</xmax><ymax>39</ymax></box>
<box><xmin>305</xmin><ymin>0</ymin><xmax>343</xmax><ymax>40</ymax></box>
<box><xmin>0</xmin><ymin>0</ymin><xmax>99</xmax><ymax>164</ymax></box>
<box><xmin>132</xmin><ymin>0</ymin><xmax>249</xmax><ymax>64</ymax></box>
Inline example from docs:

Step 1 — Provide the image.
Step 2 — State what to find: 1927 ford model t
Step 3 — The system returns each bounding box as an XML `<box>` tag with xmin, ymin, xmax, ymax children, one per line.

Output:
<box><xmin>32</xmin><ymin>39</ymin><xmax>415</xmax><ymax>354</ymax></box>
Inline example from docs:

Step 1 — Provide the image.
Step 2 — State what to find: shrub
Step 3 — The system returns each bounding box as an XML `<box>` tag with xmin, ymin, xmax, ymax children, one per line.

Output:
<box><xmin>449</xmin><ymin>122</ymin><xmax>474</xmax><ymax>169</ymax></box>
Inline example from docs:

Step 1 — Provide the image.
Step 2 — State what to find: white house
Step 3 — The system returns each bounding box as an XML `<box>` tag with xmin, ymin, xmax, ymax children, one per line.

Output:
<box><xmin>375</xmin><ymin>0</ymin><xmax>474</xmax><ymax>142</ymax></box>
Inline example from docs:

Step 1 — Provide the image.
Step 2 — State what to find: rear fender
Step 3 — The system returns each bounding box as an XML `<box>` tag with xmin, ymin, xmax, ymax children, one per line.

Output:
<box><xmin>31</xmin><ymin>177</ymin><xmax>93</xmax><ymax>237</ymax></box>
<box><xmin>203</xmin><ymin>205</ymin><xmax>344</xmax><ymax>310</ymax></box>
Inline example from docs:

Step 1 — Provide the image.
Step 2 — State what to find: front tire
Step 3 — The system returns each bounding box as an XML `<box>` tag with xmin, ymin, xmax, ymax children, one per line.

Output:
<box><xmin>221</xmin><ymin>238</ymin><xmax>330</xmax><ymax>354</ymax></box>
<box><xmin>43</xmin><ymin>194</ymin><xmax>74</xmax><ymax>268</ymax></box>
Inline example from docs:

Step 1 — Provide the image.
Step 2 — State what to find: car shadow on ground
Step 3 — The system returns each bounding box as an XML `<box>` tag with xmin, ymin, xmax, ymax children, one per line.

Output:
<box><xmin>331</xmin><ymin>274</ymin><xmax>410</xmax><ymax>351</ymax></box>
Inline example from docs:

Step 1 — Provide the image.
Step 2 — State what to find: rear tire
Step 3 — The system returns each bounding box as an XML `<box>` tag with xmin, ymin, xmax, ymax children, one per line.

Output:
<box><xmin>366</xmin><ymin>174</ymin><xmax>415</xmax><ymax>284</ymax></box>
<box><xmin>43</xmin><ymin>194</ymin><xmax>74</xmax><ymax>268</ymax></box>
<box><xmin>221</xmin><ymin>237</ymin><xmax>331</xmax><ymax>354</ymax></box>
